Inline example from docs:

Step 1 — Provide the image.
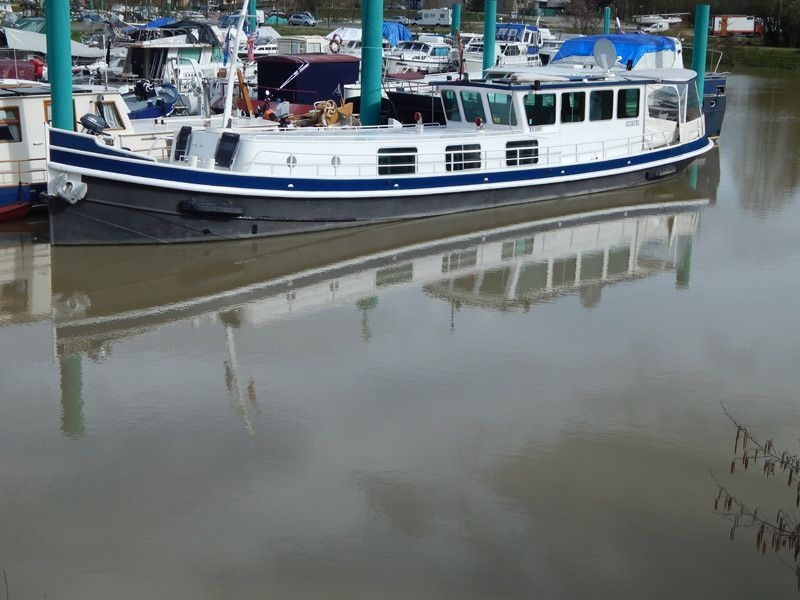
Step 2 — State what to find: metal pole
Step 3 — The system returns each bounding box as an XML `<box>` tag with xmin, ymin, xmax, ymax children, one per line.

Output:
<box><xmin>603</xmin><ymin>6</ymin><xmax>610</xmax><ymax>34</ymax></box>
<box><xmin>45</xmin><ymin>0</ymin><xmax>74</xmax><ymax>130</ymax></box>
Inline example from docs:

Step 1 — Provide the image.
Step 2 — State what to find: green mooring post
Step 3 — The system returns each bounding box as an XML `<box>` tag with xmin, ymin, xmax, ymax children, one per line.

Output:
<box><xmin>45</xmin><ymin>0</ymin><xmax>74</xmax><ymax>130</ymax></box>
<box><xmin>249</xmin><ymin>0</ymin><xmax>256</xmax><ymax>34</ymax></box>
<box><xmin>360</xmin><ymin>0</ymin><xmax>383</xmax><ymax>125</ymax></box>
<box><xmin>692</xmin><ymin>4</ymin><xmax>710</xmax><ymax>104</ymax></box>
<box><xmin>59</xmin><ymin>354</ymin><xmax>85</xmax><ymax>437</ymax></box>
<box><xmin>451</xmin><ymin>3</ymin><xmax>461</xmax><ymax>37</ymax></box>
<box><xmin>603</xmin><ymin>6</ymin><xmax>611</xmax><ymax>34</ymax></box>
<box><xmin>482</xmin><ymin>0</ymin><xmax>496</xmax><ymax>76</ymax></box>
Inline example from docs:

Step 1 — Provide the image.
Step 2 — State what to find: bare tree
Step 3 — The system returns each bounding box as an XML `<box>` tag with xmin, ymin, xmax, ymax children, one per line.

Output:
<box><xmin>565</xmin><ymin>0</ymin><xmax>603</xmax><ymax>34</ymax></box>
<box><xmin>713</xmin><ymin>404</ymin><xmax>800</xmax><ymax>590</ymax></box>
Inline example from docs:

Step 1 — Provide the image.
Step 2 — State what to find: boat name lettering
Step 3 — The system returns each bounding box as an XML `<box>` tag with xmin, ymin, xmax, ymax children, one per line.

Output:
<box><xmin>626</xmin><ymin>120</ymin><xmax>640</xmax><ymax>127</ymax></box>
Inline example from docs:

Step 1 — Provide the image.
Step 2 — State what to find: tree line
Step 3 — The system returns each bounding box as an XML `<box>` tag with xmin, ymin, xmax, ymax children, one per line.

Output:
<box><xmin>570</xmin><ymin>0</ymin><xmax>800</xmax><ymax>46</ymax></box>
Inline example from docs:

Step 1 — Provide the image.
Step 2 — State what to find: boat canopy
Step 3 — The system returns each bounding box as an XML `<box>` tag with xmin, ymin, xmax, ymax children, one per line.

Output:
<box><xmin>326</xmin><ymin>22</ymin><xmax>411</xmax><ymax>47</ymax></box>
<box><xmin>3</xmin><ymin>27</ymin><xmax>104</xmax><ymax>58</ymax></box>
<box><xmin>552</xmin><ymin>33</ymin><xmax>676</xmax><ymax>66</ymax></box>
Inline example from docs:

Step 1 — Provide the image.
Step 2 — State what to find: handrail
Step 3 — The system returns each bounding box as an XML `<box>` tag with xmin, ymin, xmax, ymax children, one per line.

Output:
<box><xmin>241</xmin><ymin>128</ymin><xmax>676</xmax><ymax>179</ymax></box>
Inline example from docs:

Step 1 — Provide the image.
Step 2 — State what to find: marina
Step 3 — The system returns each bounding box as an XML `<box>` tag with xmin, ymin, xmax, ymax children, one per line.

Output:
<box><xmin>4</xmin><ymin>69</ymin><xmax>800</xmax><ymax>594</ymax></box>
<box><xmin>5</xmin><ymin>0</ymin><xmax>800</xmax><ymax>594</ymax></box>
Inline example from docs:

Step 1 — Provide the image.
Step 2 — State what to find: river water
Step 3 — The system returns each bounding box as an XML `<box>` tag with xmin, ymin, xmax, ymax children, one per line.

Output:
<box><xmin>2</xmin><ymin>71</ymin><xmax>800</xmax><ymax>598</ymax></box>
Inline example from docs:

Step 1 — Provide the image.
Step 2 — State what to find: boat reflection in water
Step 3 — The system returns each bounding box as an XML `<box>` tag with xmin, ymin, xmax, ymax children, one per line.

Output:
<box><xmin>50</xmin><ymin>190</ymin><xmax>709</xmax><ymax>359</ymax></box>
<box><xmin>0</xmin><ymin>157</ymin><xmax>717</xmax><ymax>436</ymax></box>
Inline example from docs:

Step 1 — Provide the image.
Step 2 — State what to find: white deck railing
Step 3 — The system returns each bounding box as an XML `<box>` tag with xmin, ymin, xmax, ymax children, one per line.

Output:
<box><xmin>239</xmin><ymin>128</ymin><xmax>680</xmax><ymax>179</ymax></box>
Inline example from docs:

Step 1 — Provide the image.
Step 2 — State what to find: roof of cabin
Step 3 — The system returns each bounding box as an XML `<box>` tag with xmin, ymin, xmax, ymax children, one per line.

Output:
<box><xmin>552</xmin><ymin>33</ymin><xmax>677</xmax><ymax>66</ymax></box>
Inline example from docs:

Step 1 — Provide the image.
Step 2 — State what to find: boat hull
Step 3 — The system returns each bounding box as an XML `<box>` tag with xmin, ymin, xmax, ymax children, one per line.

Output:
<box><xmin>0</xmin><ymin>201</ymin><xmax>32</xmax><ymax>223</ymax></box>
<box><xmin>47</xmin><ymin>154</ymin><xmax>702</xmax><ymax>245</ymax></box>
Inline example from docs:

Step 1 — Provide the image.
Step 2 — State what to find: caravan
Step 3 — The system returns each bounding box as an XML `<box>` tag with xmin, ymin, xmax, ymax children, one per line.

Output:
<box><xmin>413</xmin><ymin>8</ymin><xmax>451</xmax><ymax>27</ymax></box>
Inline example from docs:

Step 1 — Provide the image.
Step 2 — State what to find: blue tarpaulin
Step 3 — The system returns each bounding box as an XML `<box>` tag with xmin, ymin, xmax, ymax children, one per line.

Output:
<box><xmin>140</xmin><ymin>17</ymin><xmax>177</xmax><ymax>29</ymax></box>
<box><xmin>552</xmin><ymin>33</ymin><xmax>677</xmax><ymax>66</ymax></box>
<box><xmin>382</xmin><ymin>22</ymin><xmax>412</xmax><ymax>47</ymax></box>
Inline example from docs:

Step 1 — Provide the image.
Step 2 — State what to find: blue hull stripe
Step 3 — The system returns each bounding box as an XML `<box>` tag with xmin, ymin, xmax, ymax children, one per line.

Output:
<box><xmin>49</xmin><ymin>128</ymin><xmax>711</xmax><ymax>195</ymax></box>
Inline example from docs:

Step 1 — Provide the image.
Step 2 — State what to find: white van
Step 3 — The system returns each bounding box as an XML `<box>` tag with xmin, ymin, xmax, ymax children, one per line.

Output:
<box><xmin>642</xmin><ymin>21</ymin><xmax>669</xmax><ymax>33</ymax></box>
<box><xmin>414</xmin><ymin>8</ymin><xmax>452</xmax><ymax>27</ymax></box>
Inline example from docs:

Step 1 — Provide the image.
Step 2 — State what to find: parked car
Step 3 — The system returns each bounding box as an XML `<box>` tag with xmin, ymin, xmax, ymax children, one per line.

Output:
<box><xmin>288</xmin><ymin>12</ymin><xmax>317</xmax><ymax>25</ymax></box>
<box><xmin>388</xmin><ymin>15</ymin><xmax>411</xmax><ymax>24</ymax></box>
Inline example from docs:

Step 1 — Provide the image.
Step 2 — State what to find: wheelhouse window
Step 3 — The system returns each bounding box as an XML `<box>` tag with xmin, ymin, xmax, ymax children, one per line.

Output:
<box><xmin>617</xmin><ymin>88</ymin><xmax>640</xmax><ymax>118</ymax></box>
<box><xmin>460</xmin><ymin>90</ymin><xmax>486</xmax><ymax>123</ymax></box>
<box><xmin>506</xmin><ymin>140</ymin><xmax>538</xmax><ymax>166</ymax></box>
<box><xmin>441</xmin><ymin>89</ymin><xmax>461</xmax><ymax>121</ymax></box>
<box><xmin>378</xmin><ymin>147</ymin><xmax>417</xmax><ymax>175</ymax></box>
<box><xmin>487</xmin><ymin>92</ymin><xmax>517</xmax><ymax>125</ymax></box>
<box><xmin>679</xmin><ymin>82</ymin><xmax>702</xmax><ymax>122</ymax></box>
<box><xmin>647</xmin><ymin>85</ymin><xmax>680</xmax><ymax>122</ymax></box>
<box><xmin>560</xmin><ymin>91</ymin><xmax>585</xmax><ymax>123</ymax></box>
<box><xmin>523</xmin><ymin>93</ymin><xmax>556</xmax><ymax>126</ymax></box>
<box><xmin>95</xmin><ymin>100</ymin><xmax>125</xmax><ymax>129</ymax></box>
<box><xmin>0</xmin><ymin>107</ymin><xmax>21</xmax><ymax>142</ymax></box>
<box><xmin>589</xmin><ymin>90</ymin><xmax>613</xmax><ymax>121</ymax></box>
<box><xmin>446</xmin><ymin>144</ymin><xmax>481</xmax><ymax>171</ymax></box>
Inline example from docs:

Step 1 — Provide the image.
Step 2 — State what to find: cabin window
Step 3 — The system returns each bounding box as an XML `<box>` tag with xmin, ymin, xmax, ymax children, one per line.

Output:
<box><xmin>0</xmin><ymin>107</ymin><xmax>21</xmax><ymax>142</ymax></box>
<box><xmin>560</xmin><ymin>92</ymin><xmax>585</xmax><ymax>123</ymax></box>
<box><xmin>96</xmin><ymin>100</ymin><xmax>125</xmax><ymax>130</ymax></box>
<box><xmin>432</xmin><ymin>46</ymin><xmax>449</xmax><ymax>57</ymax></box>
<box><xmin>506</xmin><ymin>140</ymin><xmax>538</xmax><ymax>166</ymax></box>
<box><xmin>178</xmin><ymin>48</ymin><xmax>202</xmax><ymax>63</ymax></box>
<box><xmin>617</xmin><ymin>88</ymin><xmax>640</xmax><ymax>118</ymax></box>
<box><xmin>441</xmin><ymin>89</ymin><xmax>462</xmax><ymax>121</ymax></box>
<box><xmin>378</xmin><ymin>147</ymin><xmax>417</xmax><ymax>175</ymax></box>
<box><xmin>589</xmin><ymin>90</ymin><xmax>613</xmax><ymax>121</ymax></box>
<box><xmin>487</xmin><ymin>92</ymin><xmax>517</xmax><ymax>125</ymax></box>
<box><xmin>45</xmin><ymin>100</ymin><xmax>79</xmax><ymax>128</ymax></box>
<box><xmin>445</xmin><ymin>144</ymin><xmax>481</xmax><ymax>171</ymax></box>
<box><xmin>681</xmin><ymin>82</ymin><xmax>702</xmax><ymax>122</ymax></box>
<box><xmin>647</xmin><ymin>85</ymin><xmax>680</xmax><ymax>122</ymax></box>
<box><xmin>460</xmin><ymin>90</ymin><xmax>486</xmax><ymax>123</ymax></box>
<box><xmin>523</xmin><ymin>93</ymin><xmax>556</xmax><ymax>126</ymax></box>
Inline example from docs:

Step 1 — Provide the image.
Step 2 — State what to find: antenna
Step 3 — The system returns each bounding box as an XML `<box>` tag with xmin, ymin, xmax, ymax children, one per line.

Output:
<box><xmin>592</xmin><ymin>38</ymin><xmax>617</xmax><ymax>74</ymax></box>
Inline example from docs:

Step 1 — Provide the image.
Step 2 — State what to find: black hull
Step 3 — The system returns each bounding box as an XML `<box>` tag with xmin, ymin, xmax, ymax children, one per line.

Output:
<box><xmin>703</xmin><ymin>93</ymin><xmax>726</xmax><ymax>138</ymax></box>
<box><xmin>47</xmin><ymin>159</ymin><xmax>698</xmax><ymax>246</ymax></box>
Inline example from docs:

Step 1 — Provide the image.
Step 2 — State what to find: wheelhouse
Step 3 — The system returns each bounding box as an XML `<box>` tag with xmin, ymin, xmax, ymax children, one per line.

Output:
<box><xmin>435</xmin><ymin>71</ymin><xmax>704</xmax><ymax>146</ymax></box>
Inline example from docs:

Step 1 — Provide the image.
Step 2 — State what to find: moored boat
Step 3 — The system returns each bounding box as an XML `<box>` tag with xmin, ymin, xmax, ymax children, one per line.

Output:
<box><xmin>550</xmin><ymin>33</ymin><xmax>728</xmax><ymax>137</ymax></box>
<box><xmin>44</xmin><ymin>41</ymin><xmax>714</xmax><ymax>245</ymax></box>
<box><xmin>0</xmin><ymin>80</ymin><xmax>142</xmax><ymax>221</ymax></box>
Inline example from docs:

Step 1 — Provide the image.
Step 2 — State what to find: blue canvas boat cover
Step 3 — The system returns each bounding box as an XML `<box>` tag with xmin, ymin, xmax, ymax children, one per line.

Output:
<box><xmin>552</xmin><ymin>33</ymin><xmax>677</xmax><ymax>66</ymax></box>
<box><xmin>382</xmin><ymin>22</ymin><xmax>412</xmax><ymax>47</ymax></box>
<box><xmin>140</xmin><ymin>17</ymin><xmax>178</xmax><ymax>28</ymax></box>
